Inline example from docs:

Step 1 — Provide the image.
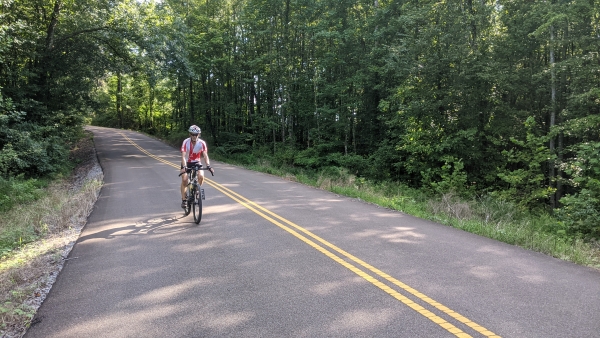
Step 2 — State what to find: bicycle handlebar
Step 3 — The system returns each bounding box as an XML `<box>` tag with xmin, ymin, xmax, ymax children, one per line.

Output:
<box><xmin>178</xmin><ymin>165</ymin><xmax>214</xmax><ymax>177</ymax></box>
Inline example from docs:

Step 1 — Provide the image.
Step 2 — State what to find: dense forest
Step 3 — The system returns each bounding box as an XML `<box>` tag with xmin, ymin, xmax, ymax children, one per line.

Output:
<box><xmin>1</xmin><ymin>0</ymin><xmax>599</xmax><ymax>238</ymax></box>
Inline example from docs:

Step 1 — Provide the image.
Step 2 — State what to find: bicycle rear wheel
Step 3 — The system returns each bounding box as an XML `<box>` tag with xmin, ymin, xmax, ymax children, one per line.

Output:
<box><xmin>192</xmin><ymin>185</ymin><xmax>202</xmax><ymax>224</ymax></box>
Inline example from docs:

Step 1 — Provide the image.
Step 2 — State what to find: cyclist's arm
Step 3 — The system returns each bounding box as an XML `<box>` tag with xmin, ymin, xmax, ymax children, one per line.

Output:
<box><xmin>180</xmin><ymin>139</ymin><xmax>189</xmax><ymax>170</ymax></box>
<box><xmin>202</xmin><ymin>150</ymin><xmax>211</xmax><ymax>167</ymax></box>
<box><xmin>202</xmin><ymin>149</ymin><xmax>214</xmax><ymax>174</ymax></box>
<box><xmin>181</xmin><ymin>150</ymin><xmax>188</xmax><ymax>172</ymax></box>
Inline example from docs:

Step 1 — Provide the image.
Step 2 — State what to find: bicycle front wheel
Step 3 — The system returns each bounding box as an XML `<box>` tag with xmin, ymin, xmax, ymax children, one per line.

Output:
<box><xmin>192</xmin><ymin>185</ymin><xmax>202</xmax><ymax>224</ymax></box>
<box><xmin>183</xmin><ymin>190</ymin><xmax>191</xmax><ymax>216</ymax></box>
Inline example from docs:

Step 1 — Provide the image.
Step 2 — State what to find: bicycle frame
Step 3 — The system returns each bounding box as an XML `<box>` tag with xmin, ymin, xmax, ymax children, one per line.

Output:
<box><xmin>180</xmin><ymin>163</ymin><xmax>213</xmax><ymax>224</ymax></box>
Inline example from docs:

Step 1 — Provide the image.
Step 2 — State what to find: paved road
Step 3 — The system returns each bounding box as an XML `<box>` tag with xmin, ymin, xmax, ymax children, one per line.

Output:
<box><xmin>25</xmin><ymin>126</ymin><xmax>600</xmax><ymax>337</ymax></box>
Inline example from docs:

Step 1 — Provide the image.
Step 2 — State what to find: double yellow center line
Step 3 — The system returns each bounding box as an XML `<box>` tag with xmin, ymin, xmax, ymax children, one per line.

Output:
<box><xmin>120</xmin><ymin>132</ymin><xmax>500</xmax><ymax>338</ymax></box>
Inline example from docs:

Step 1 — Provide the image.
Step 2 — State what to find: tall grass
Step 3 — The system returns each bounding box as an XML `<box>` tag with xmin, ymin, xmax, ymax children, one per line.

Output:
<box><xmin>0</xmin><ymin>176</ymin><xmax>102</xmax><ymax>334</ymax></box>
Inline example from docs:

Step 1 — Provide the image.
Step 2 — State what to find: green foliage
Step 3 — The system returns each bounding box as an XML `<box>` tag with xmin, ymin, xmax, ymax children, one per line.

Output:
<box><xmin>163</xmin><ymin>130</ymin><xmax>190</xmax><ymax>149</ymax></box>
<box><xmin>364</xmin><ymin>143</ymin><xmax>406</xmax><ymax>182</ymax></box>
<box><xmin>0</xmin><ymin>0</ymin><xmax>115</xmax><ymax>181</ymax></box>
<box><xmin>425</xmin><ymin>156</ymin><xmax>470</xmax><ymax>197</ymax></box>
<box><xmin>268</xmin><ymin>146</ymin><xmax>294</xmax><ymax>167</ymax></box>
<box><xmin>497</xmin><ymin>117</ymin><xmax>555</xmax><ymax>207</ymax></box>
<box><xmin>324</xmin><ymin>152</ymin><xmax>368</xmax><ymax>176</ymax></box>
<box><xmin>0</xmin><ymin>176</ymin><xmax>45</xmax><ymax>213</ymax></box>
<box><xmin>293</xmin><ymin>147</ymin><xmax>320</xmax><ymax>169</ymax></box>
<box><xmin>556</xmin><ymin>141</ymin><xmax>600</xmax><ymax>238</ymax></box>
<box><xmin>217</xmin><ymin>132</ymin><xmax>253</xmax><ymax>154</ymax></box>
<box><xmin>0</xmin><ymin>109</ymin><xmax>71</xmax><ymax>178</ymax></box>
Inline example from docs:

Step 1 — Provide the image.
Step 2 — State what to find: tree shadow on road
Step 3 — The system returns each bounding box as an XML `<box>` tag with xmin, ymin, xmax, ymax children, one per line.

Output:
<box><xmin>76</xmin><ymin>214</ymin><xmax>199</xmax><ymax>243</ymax></box>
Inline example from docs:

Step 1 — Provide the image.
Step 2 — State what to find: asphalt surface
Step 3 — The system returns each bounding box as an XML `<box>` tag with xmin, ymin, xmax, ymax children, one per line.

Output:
<box><xmin>25</xmin><ymin>126</ymin><xmax>600</xmax><ymax>338</ymax></box>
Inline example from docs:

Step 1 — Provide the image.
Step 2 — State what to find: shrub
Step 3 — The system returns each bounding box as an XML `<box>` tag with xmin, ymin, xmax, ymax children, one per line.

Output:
<box><xmin>423</xmin><ymin>156</ymin><xmax>470</xmax><ymax>197</ymax></box>
<box><xmin>497</xmin><ymin>117</ymin><xmax>556</xmax><ymax>207</ymax></box>
<box><xmin>556</xmin><ymin>141</ymin><xmax>600</xmax><ymax>238</ymax></box>
<box><xmin>324</xmin><ymin>152</ymin><xmax>368</xmax><ymax>176</ymax></box>
<box><xmin>0</xmin><ymin>176</ymin><xmax>44</xmax><ymax>213</ymax></box>
<box><xmin>273</xmin><ymin>146</ymin><xmax>296</xmax><ymax>167</ymax></box>
<box><xmin>217</xmin><ymin>132</ymin><xmax>253</xmax><ymax>154</ymax></box>
<box><xmin>293</xmin><ymin>147</ymin><xmax>320</xmax><ymax>169</ymax></box>
<box><xmin>1</xmin><ymin>97</ymin><xmax>74</xmax><ymax>179</ymax></box>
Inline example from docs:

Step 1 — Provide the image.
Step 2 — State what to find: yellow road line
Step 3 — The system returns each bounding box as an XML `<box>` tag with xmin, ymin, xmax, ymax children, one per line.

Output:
<box><xmin>119</xmin><ymin>131</ymin><xmax>501</xmax><ymax>338</ymax></box>
<box><xmin>206</xmin><ymin>181</ymin><xmax>500</xmax><ymax>338</ymax></box>
<box><xmin>120</xmin><ymin>133</ymin><xmax>175</xmax><ymax>167</ymax></box>
<box><xmin>208</xmin><ymin>182</ymin><xmax>500</xmax><ymax>337</ymax></box>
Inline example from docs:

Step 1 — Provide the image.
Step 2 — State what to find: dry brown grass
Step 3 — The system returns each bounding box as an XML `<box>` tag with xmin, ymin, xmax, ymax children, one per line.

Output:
<box><xmin>428</xmin><ymin>192</ymin><xmax>473</xmax><ymax>221</ymax></box>
<box><xmin>316</xmin><ymin>171</ymin><xmax>356</xmax><ymax>191</ymax></box>
<box><xmin>0</xmin><ymin>132</ymin><xmax>102</xmax><ymax>337</ymax></box>
<box><xmin>283</xmin><ymin>173</ymin><xmax>298</xmax><ymax>182</ymax></box>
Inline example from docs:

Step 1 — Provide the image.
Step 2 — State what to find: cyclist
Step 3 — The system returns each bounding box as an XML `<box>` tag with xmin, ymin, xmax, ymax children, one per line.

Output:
<box><xmin>180</xmin><ymin>125</ymin><xmax>214</xmax><ymax>208</ymax></box>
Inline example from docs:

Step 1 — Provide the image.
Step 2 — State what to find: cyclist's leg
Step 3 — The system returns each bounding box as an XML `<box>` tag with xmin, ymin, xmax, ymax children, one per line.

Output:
<box><xmin>180</xmin><ymin>172</ymin><xmax>189</xmax><ymax>207</ymax></box>
<box><xmin>198</xmin><ymin>169</ymin><xmax>205</xmax><ymax>185</ymax></box>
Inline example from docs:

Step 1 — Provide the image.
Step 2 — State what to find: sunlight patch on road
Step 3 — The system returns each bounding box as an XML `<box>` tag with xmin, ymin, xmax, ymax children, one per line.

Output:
<box><xmin>130</xmin><ymin>279</ymin><xmax>212</xmax><ymax>305</ymax></box>
<box><xmin>328</xmin><ymin>309</ymin><xmax>396</xmax><ymax>331</ymax></box>
<box><xmin>203</xmin><ymin>203</ymin><xmax>246</xmax><ymax>214</ymax></box>
<box><xmin>469</xmin><ymin>266</ymin><xmax>499</xmax><ymax>279</ymax></box>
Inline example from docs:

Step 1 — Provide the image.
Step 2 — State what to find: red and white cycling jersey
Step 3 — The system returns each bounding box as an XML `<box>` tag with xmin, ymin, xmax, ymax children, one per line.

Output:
<box><xmin>181</xmin><ymin>138</ymin><xmax>207</xmax><ymax>162</ymax></box>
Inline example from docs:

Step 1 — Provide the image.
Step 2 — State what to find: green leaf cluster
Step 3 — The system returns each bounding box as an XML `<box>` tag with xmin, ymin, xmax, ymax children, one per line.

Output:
<box><xmin>556</xmin><ymin>138</ymin><xmax>600</xmax><ymax>238</ymax></box>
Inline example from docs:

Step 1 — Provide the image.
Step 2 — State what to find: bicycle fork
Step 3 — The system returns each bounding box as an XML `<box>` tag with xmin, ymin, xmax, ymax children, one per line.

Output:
<box><xmin>191</xmin><ymin>185</ymin><xmax>205</xmax><ymax>201</ymax></box>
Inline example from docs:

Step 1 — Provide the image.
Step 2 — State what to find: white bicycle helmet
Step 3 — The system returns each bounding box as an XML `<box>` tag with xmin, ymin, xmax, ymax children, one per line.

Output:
<box><xmin>188</xmin><ymin>125</ymin><xmax>201</xmax><ymax>134</ymax></box>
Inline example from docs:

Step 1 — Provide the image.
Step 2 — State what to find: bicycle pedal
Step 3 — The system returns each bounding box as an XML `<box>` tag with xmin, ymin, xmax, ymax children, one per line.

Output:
<box><xmin>201</xmin><ymin>188</ymin><xmax>205</xmax><ymax>200</ymax></box>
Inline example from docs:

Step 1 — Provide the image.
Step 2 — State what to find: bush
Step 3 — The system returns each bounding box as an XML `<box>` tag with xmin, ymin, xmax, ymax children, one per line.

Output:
<box><xmin>496</xmin><ymin>117</ymin><xmax>555</xmax><ymax>207</ymax></box>
<box><xmin>324</xmin><ymin>152</ymin><xmax>368</xmax><ymax>176</ymax></box>
<box><xmin>0</xmin><ymin>128</ymin><xmax>70</xmax><ymax>178</ymax></box>
<box><xmin>557</xmin><ymin>191</ymin><xmax>600</xmax><ymax>238</ymax></box>
<box><xmin>269</xmin><ymin>146</ymin><xmax>293</xmax><ymax>167</ymax></box>
<box><xmin>163</xmin><ymin>130</ymin><xmax>189</xmax><ymax>148</ymax></box>
<box><xmin>366</xmin><ymin>143</ymin><xmax>406</xmax><ymax>181</ymax></box>
<box><xmin>293</xmin><ymin>147</ymin><xmax>320</xmax><ymax>169</ymax></box>
<box><xmin>557</xmin><ymin>141</ymin><xmax>600</xmax><ymax>238</ymax></box>
<box><xmin>424</xmin><ymin>156</ymin><xmax>471</xmax><ymax>198</ymax></box>
<box><xmin>1</xmin><ymin>97</ymin><xmax>74</xmax><ymax>179</ymax></box>
<box><xmin>0</xmin><ymin>176</ymin><xmax>44</xmax><ymax>213</ymax></box>
<box><xmin>217</xmin><ymin>132</ymin><xmax>253</xmax><ymax>154</ymax></box>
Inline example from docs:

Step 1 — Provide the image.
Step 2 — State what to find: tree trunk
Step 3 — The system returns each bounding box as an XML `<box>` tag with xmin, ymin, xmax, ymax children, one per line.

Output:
<box><xmin>248</xmin><ymin>81</ymin><xmax>255</xmax><ymax>134</ymax></box>
<box><xmin>549</xmin><ymin>25</ymin><xmax>557</xmax><ymax>208</ymax></box>
<box><xmin>45</xmin><ymin>1</ymin><xmax>62</xmax><ymax>53</ymax></box>
<box><xmin>117</xmin><ymin>72</ymin><xmax>123</xmax><ymax>129</ymax></box>
<box><xmin>189</xmin><ymin>77</ymin><xmax>195</xmax><ymax>125</ymax></box>
<box><xmin>37</xmin><ymin>0</ymin><xmax>62</xmax><ymax>104</ymax></box>
<box><xmin>280</xmin><ymin>89</ymin><xmax>285</xmax><ymax>144</ymax></box>
<box><xmin>149</xmin><ymin>87</ymin><xmax>154</xmax><ymax>130</ymax></box>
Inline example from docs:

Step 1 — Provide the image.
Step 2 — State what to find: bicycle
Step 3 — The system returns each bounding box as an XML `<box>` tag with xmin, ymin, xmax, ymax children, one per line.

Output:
<box><xmin>179</xmin><ymin>163</ymin><xmax>214</xmax><ymax>224</ymax></box>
